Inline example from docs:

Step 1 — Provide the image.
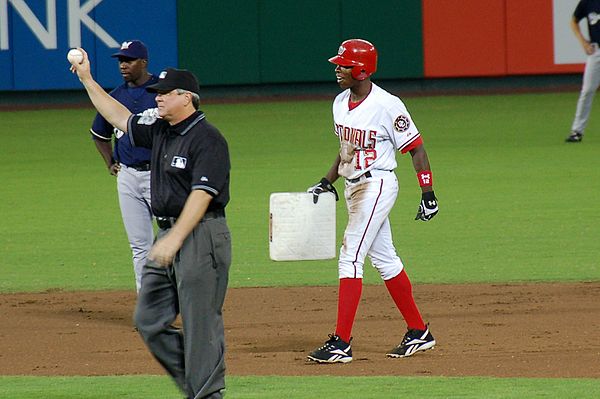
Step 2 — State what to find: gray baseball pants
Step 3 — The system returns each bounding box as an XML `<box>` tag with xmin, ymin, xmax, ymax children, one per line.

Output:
<box><xmin>571</xmin><ymin>45</ymin><xmax>600</xmax><ymax>134</ymax></box>
<box><xmin>117</xmin><ymin>165</ymin><xmax>153</xmax><ymax>292</ymax></box>
<box><xmin>134</xmin><ymin>216</ymin><xmax>231</xmax><ymax>399</ymax></box>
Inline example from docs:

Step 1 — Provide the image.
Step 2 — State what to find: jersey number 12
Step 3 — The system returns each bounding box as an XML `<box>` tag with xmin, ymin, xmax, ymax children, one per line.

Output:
<box><xmin>355</xmin><ymin>148</ymin><xmax>377</xmax><ymax>170</ymax></box>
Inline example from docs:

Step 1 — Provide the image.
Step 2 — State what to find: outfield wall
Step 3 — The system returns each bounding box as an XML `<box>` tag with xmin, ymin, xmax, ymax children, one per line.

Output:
<box><xmin>0</xmin><ymin>0</ymin><xmax>586</xmax><ymax>91</ymax></box>
<box><xmin>176</xmin><ymin>0</ymin><xmax>424</xmax><ymax>85</ymax></box>
<box><xmin>422</xmin><ymin>0</ymin><xmax>586</xmax><ymax>77</ymax></box>
<box><xmin>0</xmin><ymin>0</ymin><xmax>178</xmax><ymax>90</ymax></box>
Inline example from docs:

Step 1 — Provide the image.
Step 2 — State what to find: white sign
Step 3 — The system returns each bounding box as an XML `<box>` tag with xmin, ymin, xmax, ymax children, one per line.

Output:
<box><xmin>0</xmin><ymin>0</ymin><xmax>119</xmax><ymax>50</ymax></box>
<box><xmin>554</xmin><ymin>0</ymin><xmax>588</xmax><ymax>64</ymax></box>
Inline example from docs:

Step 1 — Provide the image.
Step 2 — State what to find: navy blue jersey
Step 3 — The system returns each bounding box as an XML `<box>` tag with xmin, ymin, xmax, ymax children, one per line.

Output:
<box><xmin>90</xmin><ymin>75</ymin><xmax>159</xmax><ymax>166</ymax></box>
<box><xmin>574</xmin><ymin>0</ymin><xmax>600</xmax><ymax>44</ymax></box>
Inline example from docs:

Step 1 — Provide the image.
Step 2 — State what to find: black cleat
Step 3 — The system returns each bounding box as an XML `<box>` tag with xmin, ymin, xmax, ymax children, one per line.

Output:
<box><xmin>307</xmin><ymin>334</ymin><xmax>352</xmax><ymax>363</ymax></box>
<box><xmin>565</xmin><ymin>132</ymin><xmax>583</xmax><ymax>143</ymax></box>
<box><xmin>387</xmin><ymin>326</ymin><xmax>436</xmax><ymax>358</ymax></box>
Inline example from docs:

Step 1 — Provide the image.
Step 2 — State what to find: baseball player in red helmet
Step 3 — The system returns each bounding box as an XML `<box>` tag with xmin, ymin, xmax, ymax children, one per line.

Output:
<box><xmin>307</xmin><ymin>39</ymin><xmax>438</xmax><ymax>363</ymax></box>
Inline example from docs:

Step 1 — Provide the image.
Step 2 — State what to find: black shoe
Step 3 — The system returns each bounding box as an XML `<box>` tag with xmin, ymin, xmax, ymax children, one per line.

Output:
<box><xmin>565</xmin><ymin>132</ymin><xmax>583</xmax><ymax>142</ymax></box>
<box><xmin>387</xmin><ymin>326</ymin><xmax>436</xmax><ymax>358</ymax></box>
<box><xmin>307</xmin><ymin>334</ymin><xmax>352</xmax><ymax>363</ymax></box>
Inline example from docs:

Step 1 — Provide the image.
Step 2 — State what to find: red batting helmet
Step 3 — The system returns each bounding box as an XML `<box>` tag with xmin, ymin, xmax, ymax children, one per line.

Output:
<box><xmin>328</xmin><ymin>39</ymin><xmax>377</xmax><ymax>81</ymax></box>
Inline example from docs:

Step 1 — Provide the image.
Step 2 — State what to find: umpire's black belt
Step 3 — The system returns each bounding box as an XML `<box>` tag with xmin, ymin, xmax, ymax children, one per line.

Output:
<box><xmin>156</xmin><ymin>208</ymin><xmax>225</xmax><ymax>229</ymax></box>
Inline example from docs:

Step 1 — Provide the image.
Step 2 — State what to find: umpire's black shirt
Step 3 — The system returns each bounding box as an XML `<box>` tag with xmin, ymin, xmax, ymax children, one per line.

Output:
<box><xmin>127</xmin><ymin>110</ymin><xmax>230</xmax><ymax>218</ymax></box>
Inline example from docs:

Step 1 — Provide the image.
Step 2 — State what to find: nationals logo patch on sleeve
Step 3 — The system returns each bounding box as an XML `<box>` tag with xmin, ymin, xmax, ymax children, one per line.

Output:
<box><xmin>394</xmin><ymin>115</ymin><xmax>410</xmax><ymax>132</ymax></box>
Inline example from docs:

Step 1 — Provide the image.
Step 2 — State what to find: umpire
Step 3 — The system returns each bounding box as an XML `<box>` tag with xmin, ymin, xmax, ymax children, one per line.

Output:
<box><xmin>70</xmin><ymin>52</ymin><xmax>231</xmax><ymax>399</ymax></box>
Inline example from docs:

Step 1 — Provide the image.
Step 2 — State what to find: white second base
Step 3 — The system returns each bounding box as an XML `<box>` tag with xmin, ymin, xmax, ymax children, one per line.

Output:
<box><xmin>269</xmin><ymin>192</ymin><xmax>336</xmax><ymax>261</ymax></box>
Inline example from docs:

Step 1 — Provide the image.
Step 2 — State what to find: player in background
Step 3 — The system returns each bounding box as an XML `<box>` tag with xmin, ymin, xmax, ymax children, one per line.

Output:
<box><xmin>306</xmin><ymin>39</ymin><xmax>438</xmax><ymax>363</ymax></box>
<box><xmin>566</xmin><ymin>0</ymin><xmax>600</xmax><ymax>143</ymax></box>
<box><xmin>90</xmin><ymin>40</ymin><xmax>158</xmax><ymax>292</ymax></box>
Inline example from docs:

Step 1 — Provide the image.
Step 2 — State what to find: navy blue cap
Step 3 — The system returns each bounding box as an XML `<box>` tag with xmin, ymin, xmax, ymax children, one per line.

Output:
<box><xmin>111</xmin><ymin>40</ymin><xmax>148</xmax><ymax>60</ymax></box>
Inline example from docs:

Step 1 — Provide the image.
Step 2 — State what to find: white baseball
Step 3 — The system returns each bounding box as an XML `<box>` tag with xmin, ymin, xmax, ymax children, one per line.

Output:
<box><xmin>67</xmin><ymin>49</ymin><xmax>83</xmax><ymax>64</ymax></box>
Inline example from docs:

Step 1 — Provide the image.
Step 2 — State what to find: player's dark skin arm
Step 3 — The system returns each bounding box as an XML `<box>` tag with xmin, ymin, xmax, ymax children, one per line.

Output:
<box><xmin>410</xmin><ymin>144</ymin><xmax>433</xmax><ymax>193</ymax></box>
<box><xmin>571</xmin><ymin>16</ymin><xmax>595</xmax><ymax>55</ymax></box>
<box><xmin>93</xmin><ymin>139</ymin><xmax>120</xmax><ymax>176</ymax></box>
<box><xmin>70</xmin><ymin>48</ymin><xmax>132</xmax><ymax>132</ymax></box>
<box><xmin>324</xmin><ymin>154</ymin><xmax>341</xmax><ymax>184</ymax></box>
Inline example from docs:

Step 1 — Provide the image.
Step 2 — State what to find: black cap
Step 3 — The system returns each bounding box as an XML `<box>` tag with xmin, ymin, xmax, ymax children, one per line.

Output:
<box><xmin>111</xmin><ymin>40</ymin><xmax>148</xmax><ymax>59</ymax></box>
<box><xmin>146</xmin><ymin>68</ymin><xmax>200</xmax><ymax>95</ymax></box>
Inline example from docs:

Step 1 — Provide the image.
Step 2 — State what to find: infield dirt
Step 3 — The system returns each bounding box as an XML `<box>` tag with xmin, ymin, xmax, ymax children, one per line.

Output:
<box><xmin>1</xmin><ymin>283</ymin><xmax>599</xmax><ymax>378</ymax></box>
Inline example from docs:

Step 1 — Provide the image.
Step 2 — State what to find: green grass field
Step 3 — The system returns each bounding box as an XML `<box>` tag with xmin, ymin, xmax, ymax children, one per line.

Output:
<box><xmin>1</xmin><ymin>91</ymin><xmax>599</xmax><ymax>398</ymax></box>
<box><xmin>1</xmin><ymin>375</ymin><xmax>599</xmax><ymax>399</ymax></box>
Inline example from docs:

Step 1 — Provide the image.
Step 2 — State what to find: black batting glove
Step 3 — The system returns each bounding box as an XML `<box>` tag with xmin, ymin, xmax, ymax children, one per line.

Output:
<box><xmin>415</xmin><ymin>191</ymin><xmax>438</xmax><ymax>221</ymax></box>
<box><xmin>307</xmin><ymin>177</ymin><xmax>339</xmax><ymax>204</ymax></box>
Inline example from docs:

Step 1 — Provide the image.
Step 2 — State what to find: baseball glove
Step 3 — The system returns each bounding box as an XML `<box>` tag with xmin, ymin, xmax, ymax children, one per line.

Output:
<box><xmin>307</xmin><ymin>177</ymin><xmax>339</xmax><ymax>204</ymax></box>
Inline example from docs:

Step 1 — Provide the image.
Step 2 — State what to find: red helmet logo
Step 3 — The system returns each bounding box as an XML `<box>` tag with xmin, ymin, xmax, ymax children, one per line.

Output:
<box><xmin>328</xmin><ymin>39</ymin><xmax>377</xmax><ymax>81</ymax></box>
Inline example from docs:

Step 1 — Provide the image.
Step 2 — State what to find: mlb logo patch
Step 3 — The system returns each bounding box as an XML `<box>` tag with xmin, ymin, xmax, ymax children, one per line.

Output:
<box><xmin>171</xmin><ymin>156</ymin><xmax>187</xmax><ymax>169</ymax></box>
<box><xmin>113</xmin><ymin>127</ymin><xmax>125</xmax><ymax>139</ymax></box>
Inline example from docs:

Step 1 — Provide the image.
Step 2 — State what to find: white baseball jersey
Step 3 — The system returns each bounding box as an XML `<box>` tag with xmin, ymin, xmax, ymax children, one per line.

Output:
<box><xmin>332</xmin><ymin>83</ymin><xmax>421</xmax><ymax>179</ymax></box>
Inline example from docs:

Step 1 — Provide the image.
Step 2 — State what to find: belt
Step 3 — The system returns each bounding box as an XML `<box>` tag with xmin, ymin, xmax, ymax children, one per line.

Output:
<box><xmin>156</xmin><ymin>208</ymin><xmax>225</xmax><ymax>229</ymax></box>
<box><xmin>127</xmin><ymin>162</ymin><xmax>151</xmax><ymax>172</ymax></box>
<box><xmin>347</xmin><ymin>171</ymin><xmax>372</xmax><ymax>184</ymax></box>
<box><xmin>346</xmin><ymin>170</ymin><xmax>394</xmax><ymax>184</ymax></box>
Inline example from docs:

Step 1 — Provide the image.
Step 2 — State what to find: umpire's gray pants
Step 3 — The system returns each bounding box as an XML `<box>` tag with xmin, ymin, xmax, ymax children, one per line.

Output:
<box><xmin>134</xmin><ymin>217</ymin><xmax>231</xmax><ymax>399</ymax></box>
<box><xmin>572</xmin><ymin>45</ymin><xmax>600</xmax><ymax>134</ymax></box>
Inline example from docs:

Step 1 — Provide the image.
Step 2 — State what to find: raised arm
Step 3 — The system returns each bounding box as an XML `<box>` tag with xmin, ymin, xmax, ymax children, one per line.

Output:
<box><xmin>69</xmin><ymin>48</ymin><xmax>132</xmax><ymax>132</ymax></box>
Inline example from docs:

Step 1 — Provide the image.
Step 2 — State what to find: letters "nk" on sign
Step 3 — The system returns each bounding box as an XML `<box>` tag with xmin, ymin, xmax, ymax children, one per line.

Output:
<box><xmin>0</xmin><ymin>0</ymin><xmax>119</xmax><ymax>50</ymax></box>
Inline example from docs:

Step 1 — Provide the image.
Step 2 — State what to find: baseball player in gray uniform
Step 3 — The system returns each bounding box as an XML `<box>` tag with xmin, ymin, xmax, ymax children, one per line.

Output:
<box><xmin>567</xmin><ymin>0</ymin><xmax>600</xmax><ymax>142</ymax></box>
<box><xmin>90</xmin><ymin>40</ymin><xmax>158</xmax><ymax>292</ymax></box>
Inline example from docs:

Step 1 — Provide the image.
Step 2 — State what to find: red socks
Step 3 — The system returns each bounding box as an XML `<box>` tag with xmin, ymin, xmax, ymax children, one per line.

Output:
<box><xmin>335</xmin><ymin>278</ymin><xmax>362</xmax><ymax>343</ymax></box>
<box><xmin>334</xmin><ymin>271</ymin><xmax>426</xmax><ymax>342</ymax></box>
<box><xmin>384</xmin><ymin>270</ymin><xmax>426</xmax><ymax>330</ymax></box>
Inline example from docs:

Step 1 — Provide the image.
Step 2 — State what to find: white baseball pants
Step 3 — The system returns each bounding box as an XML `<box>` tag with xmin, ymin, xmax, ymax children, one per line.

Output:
<box><xmin>338</xmin><ymin>170</ymin><xmax>404</xmax><ymax>280</ymax></box>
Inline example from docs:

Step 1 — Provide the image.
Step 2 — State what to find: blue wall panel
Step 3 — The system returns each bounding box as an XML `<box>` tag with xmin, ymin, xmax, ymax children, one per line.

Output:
<box><xmin>12</xmin><ymin>1</ymin><xmax>75</xmax><ymax>90</ymax></box>
<box><xmin>0</xmin><ymin>1</ymin><xmax>13</xmax><ymax>91</ymax></box>
<box><xmin>1</xmin><ymin>0</ymin><xmax>177</xmax><ymax>91</ymax></box>
<box><xmin>94</xmin><ymin>0</ymin><xmax>178</xmax><ymax>86</ymax></box>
